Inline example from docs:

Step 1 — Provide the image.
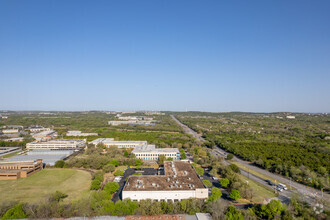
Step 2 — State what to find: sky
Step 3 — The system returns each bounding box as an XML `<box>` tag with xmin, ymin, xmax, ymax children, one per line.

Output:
<box><xmin>0</xmin><ymin>0</ymin><xmax>329</xmax><ymax>113</ymax></box>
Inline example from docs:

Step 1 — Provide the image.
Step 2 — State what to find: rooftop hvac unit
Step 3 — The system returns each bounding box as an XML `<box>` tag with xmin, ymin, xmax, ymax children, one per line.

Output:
<box><xmin>152</xmin><ymin>183</ymin><xmax>156</xmax><ymax>187</ymax></box>
<box><xmin>179</xmin><ymin>185</ymin><xmax>182</xmax><ymax>188</ymax></box>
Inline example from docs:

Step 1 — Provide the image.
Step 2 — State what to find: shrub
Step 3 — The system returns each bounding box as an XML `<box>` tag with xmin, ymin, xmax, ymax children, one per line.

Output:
<box><xmin>203</xmin><ymin>180</ymin><xmax>212</xmax><ymax>187</ymax></box>
<box><xmin>104</xmin><ymin>182</ymin><xmax>120</xmax><ymax>195</ymax></box>
<box><xmin>195</xmin><ymin>167</ymin><xmax>204</xmax><ymax>176</ymax></box>
<box><xmin>50</xmin><ymin>191</ymin><xmax>68</xmax><ymax>202</ymax></box>
<box><xmin>229</xmin><ymin>189</ymin><xmax>241</xmax><ymax>201</ymax></box>
<box><xmin>229</xmin><ymin>164</ymin><xmax>240</xmax><ymax>173</ymax></box>
<box><xmin>114</xmin><ymin>169</ymin><xmax>124</xmax><ymax>176</ymax></box>
<box><xmin>2</xmin><ymin>204</ymin><xmax>27</xmax><ymax>219</ymax></box>
<box><xmin>54</xmin><ymin>160</ymin><xmax>65</xmax><ymax>168</ymax></box>
<box><xmin>220</xmin><ymin>178</ymin><xmax>230</xmax><ymax>188</ymax></box>
<box><xmin>226</xmin><ymin>153</ymin><xmax>234</xmax><ymax>160</ymax></box>
<box><xmin>103</xmin><ymin>164</ymin><xmax>115</xmax><ymax>173</ymax></box>
<box><xmin>90</xmin><ymin>179</ymin><xmax>101</xmax><ymax>190</ymax></box>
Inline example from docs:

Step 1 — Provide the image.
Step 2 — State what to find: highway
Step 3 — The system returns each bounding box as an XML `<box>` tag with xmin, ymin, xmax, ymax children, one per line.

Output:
<box><xmin>171</xmin><ymin>115</ymin><xmax>329</xmax><ymax>207</ymax></box>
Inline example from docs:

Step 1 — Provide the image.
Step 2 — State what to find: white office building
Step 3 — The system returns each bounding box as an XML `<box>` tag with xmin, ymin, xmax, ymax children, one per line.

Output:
<box><xmin>26</xmin><ymin>139</ymin><xmax>86</xmax><ymax>150</ymax></box>
<box><xmin>67</xmin><ymin>130</ymin><xmax>98</xmax><ymax>136</ymax></box>
<box><xmin>132</xmin><ymin>145</ymin><xmax>180</xmax><ymax>160</ymax></box>
<box><xmin>90</xmin><ymin>138</ymin><xmax>147</xmax><ymax>148</ymax></box>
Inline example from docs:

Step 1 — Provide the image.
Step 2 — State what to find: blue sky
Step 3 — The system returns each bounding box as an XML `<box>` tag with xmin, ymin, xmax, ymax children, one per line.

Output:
<box><xmin>0</xmin><ymin>0</ymin><xmax>329</xmax><ymax>112</ymax></box>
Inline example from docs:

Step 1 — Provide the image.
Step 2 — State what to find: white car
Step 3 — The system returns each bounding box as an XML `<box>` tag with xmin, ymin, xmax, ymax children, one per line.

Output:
<box><xmin>278</xmin><ymin>183</ymin><xmax>287</xmax><ymax>190</ymax></box>
<box><xmin>212</xmin><ymin>176</ymin><xmax>219</xmax><ymax>180</ymax></box>
<box><xmin>276</xmin><ymin>187</ymin><xmax>283</xmax><ymax>192</ymax></box>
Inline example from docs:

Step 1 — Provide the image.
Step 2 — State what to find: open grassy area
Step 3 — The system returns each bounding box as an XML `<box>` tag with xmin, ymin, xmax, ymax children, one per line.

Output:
<box><xmin>239</xmin><ymin>175</ymin><xmax>277</xmax><ymax>203</ymax></box>
<box><xmin>0</xmin><ymin>169</ymin><xmax>91</xmax><ymax>203</ymax></box>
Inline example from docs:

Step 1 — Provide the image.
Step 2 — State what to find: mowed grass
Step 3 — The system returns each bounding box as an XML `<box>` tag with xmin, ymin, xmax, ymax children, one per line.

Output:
<box><xmin>239</xmin><ymin>175</ymin><xmax>277</xmax><ymax>203</ymax></box>
<box><xmin>0</xmin><ymin>169</ymin><xmax>91</xmax><ymax>203</ymax></box>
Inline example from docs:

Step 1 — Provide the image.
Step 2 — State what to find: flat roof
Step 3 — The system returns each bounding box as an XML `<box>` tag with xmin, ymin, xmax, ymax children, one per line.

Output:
<box><xmin>28</xmin><ymin>139</ymin><xmax>85</xmax><ymax>144</ymax></box>
<box><xmin>90</xmin><ymin>138</ymin><xmax>147</xmax><ymax>145</ymax></box>
<box><xmin>123</xmin><ymin>161</ymin><xmax>204</xmax><ymax>191</ymax></box>
<box><xmin>132</xmin><ymin>145</ymin><xmax>179</xmax><ymax>153</ymax></box>
<box><xmin>33</xmin><ymin>130</ymin><xmax>56</xmax><ymax>135</ymax></box>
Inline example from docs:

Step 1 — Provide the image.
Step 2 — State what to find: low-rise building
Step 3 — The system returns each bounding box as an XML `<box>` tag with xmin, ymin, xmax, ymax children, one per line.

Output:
<box><xmin>67</xmin><ymin>130</ymin><xmax>98</xmax><ymax>136</ymax></box>
<box><xmin>108</xmin><ymin>120</ymin><xmax>156</xmax><ymax>126</ymax></box>
<box><xmin>132</xmin><ymin>145</ymin><xmax>180</xmax><ymax>160</ymax></box>
<box><xmin>27</xmin><ymin>126</ymin><xmax>51</xmax><ymax>133</ymax></box>
<box><xmin>286</xmin><ymin>115</ymin><xmax>296</xmax><ymax>119</ymax></box>
<box><xmin>2</xmin><ymin>129</ymin><xmax>19</xmax><ymax>134</ymax></box>
<box><xmin>26</xmin><ymin>139</ymin><xmax>86</xmax><ymax>150</ymax></box>
<box><xmin>0</xmin><ymin>159</ymin><xmax>43</xmax><ymax>180</ymax></box>
<box><xmin>32</xmin><ymin>130</ymin><xmax>57</xmax><ymax>141</ymax></box>
<box><xmin>90</xmin><ymin>138</ymin><xmax>147</xmax><ymax>148</ymax></box>
<box><xmin>3</xmin><ymin>137</ymin><xmax>24</xmax><ymax>142</ymax></box>
<box><xmin>122</xmin><ymin>161</ymin><xmax>208</xmax><ymax>201</ymax></box>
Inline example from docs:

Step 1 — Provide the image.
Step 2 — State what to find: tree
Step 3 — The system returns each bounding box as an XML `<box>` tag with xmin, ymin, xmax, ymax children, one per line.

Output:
<box><xmin>229</xmin><ymin>164</ymin><xmax>240</xmax><ymax>173</ymax></box>
<box><xmin>104</xmin><ymin>182</ymin><xmax>120</xmax><ymax>195</ymax></box>
<box><xmin>114</xmin><ymin>169</ymin><xmax>124</xmax><ymax>176</ymax></box>
<box><xmin>180</xmin><ymin>149</ymin><xmax>187</xmax><ymax>159</ymax></box>
<box><xmin>135</xmin><ymin>159</ymin><xmax>143</xmax><ymax>167</ymax></box>
<box><xmin>225</xmin><ymin>205</ymin><xmax>243</xmax><ymax>220</ymax></box>
<box><xmin>220</xmin><ymin>178</ymin><xmax>230</xmax><ymax>188</ymax></box>
<box><xmin>207</xmin><ymin>187</ymin><xmax>222</xmax><ymax>202</ymax></box>
<box><xmin>203</xmin><ymin>180</ymin><xmax>212</xmax><ymax>188</ymax></box>
<box><xmin>124</xmin><ymin>151</ymin><xmax>129</xmax><ymax>158</ymax></box>
<box><xmin>229</xmin><ymin>189</ymin><xmax>241</xmax><ymax>201</ymax></box>
<box><xmin>2</xmin><ymin>204</ymin><xmax>27</xmax><ymax>219</ymax></box>
<box><xmin>103</xmin><ymin>164</ymin><xmax>115</xmax><ymax>173</ymax></box>
<box><xmin>158</xmin><ymin>155</ymin><xmax>166</xmax><ymax>165</ymax></box>
<box><xmin>50</xmin><ymin>191</ymin><xmax>68</xmax><ymax>202</ymax></box>
<box><xmin>109</xmin><ymin>160</ymin><xmax>119</xmax><ymax>167</ymax></box>
<box><xmin>90</xmin><ymin>179</ymin><xmax>101</xmax><ymax>190</ymax></box>
<box><xmin>226</xmin><ymin>153</ymin><xmax>234</xmax><ymax>160</ymax></box>
<box><xmin>195</xmin><ymin>167</ymin><xmax>204</xmax><ymax>176</ymax></box>
<box><xmin>249</xmin><ymin>200</ymin><xmax>286</xmax><ymax>219</ymax></box>
<box><xmin>54</xmin><ymin>160</ymin><xmax>65</xmax><ymax>168</ymax></box>
<box><xmin>166</xmin><ymin>157</ymin><xmax>173</xmax><ymax>161</ymax></box>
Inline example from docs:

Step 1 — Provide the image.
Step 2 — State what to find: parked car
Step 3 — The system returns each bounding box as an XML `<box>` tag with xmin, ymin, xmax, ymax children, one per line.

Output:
<box><xmin>278</xmin><ymin>183</ymin><xmax>287</xmax><ymax>190</ymax></box>
<box><xmin>212</xmin><ymin>176</ymin><xmax>219</xmax><ymax>180</ymax></box>
<box><xmin>265</xmin><ymin>180</ymin><xmax>274</xmax><ymax>186</ymax></box>
<box><xmin>276</xmin><ymin>186</ymin><xmax>283</xmax><ymax>192</ymax></box>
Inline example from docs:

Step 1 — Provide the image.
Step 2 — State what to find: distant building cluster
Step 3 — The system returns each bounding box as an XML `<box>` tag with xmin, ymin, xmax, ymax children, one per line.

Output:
<box><xmin>32</xmin><ymin>130</ymin><xmax>58</xmax><ymax>141</ymax></box>
<box><xmin>67</xmin><ymin>130</ymin><xmax>98</xmax><ymax>137</ymax></box>
<box><xmin>122</xmin><ymin>161</ymin><xmax>208</xmax><ymax>201</ymax></box>
<box><xmin>108</xmin><ymin>114</ymin><xmax>158</xmax><ymax>126</ymax></box>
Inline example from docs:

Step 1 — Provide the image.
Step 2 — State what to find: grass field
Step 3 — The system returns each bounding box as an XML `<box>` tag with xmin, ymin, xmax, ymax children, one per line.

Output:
<box><xmin>0</xmin><ymin>169</ymin><xmax>91</xmax><ymax>203</ymax></box>
<box><xmin>239</xmin><ymin>175</ymin><xmax>277</xmax><ymax>203</ymax></box>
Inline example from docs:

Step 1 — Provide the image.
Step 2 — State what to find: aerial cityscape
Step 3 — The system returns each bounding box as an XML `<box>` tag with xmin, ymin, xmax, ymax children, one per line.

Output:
<box><xmin>0</xmin><ymin>0</ymin><xmax>329</xmax><ymax>220</ymax></box>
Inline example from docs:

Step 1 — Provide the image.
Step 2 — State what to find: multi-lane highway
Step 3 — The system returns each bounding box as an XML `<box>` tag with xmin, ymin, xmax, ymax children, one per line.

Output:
<box><xmin>171</xmin><ymin>115</ymin><xmax>328</xmax><ymax>207</ymax></box>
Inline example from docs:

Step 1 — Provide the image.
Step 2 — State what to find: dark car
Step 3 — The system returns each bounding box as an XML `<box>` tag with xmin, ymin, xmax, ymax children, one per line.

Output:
<box><xmin>265</xmin><ymin>180</ymin><xmax>274</xmax><ymax>186</ymax></box>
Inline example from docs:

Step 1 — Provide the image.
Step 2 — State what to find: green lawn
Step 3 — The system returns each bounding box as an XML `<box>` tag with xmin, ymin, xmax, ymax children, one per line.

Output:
<box><xmin>0</xmin><ymin>169</ymin><xmax>91</xmax><ymax>203</ymax></box>
<box><xmin>239</xmin><ymin>175</ymin><xmax>277</xmax><ymax>203</ymax></box>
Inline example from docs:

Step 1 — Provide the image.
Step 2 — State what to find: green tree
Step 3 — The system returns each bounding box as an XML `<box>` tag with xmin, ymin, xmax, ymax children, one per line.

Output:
<box><xmin>229</xmin><ymin>189</ymin><xmax>241</xmax><ymax>201</ymax></box>
<box><xmin>114</xmin><ymin>169</ymin><xmax>124</xmax><ymax>176</ymax></box>
<box><xmin>207</xmin><ymin>187</ymin><xmax>222</xmax><ymax>202</ymax></box>
<box><xmin>226</xmin><ymin>153</ymin><xmax>234</xmax><ymax>160</ymax></box>
<box><xmin>225</xmin><ymin>205</ymin><xmax>243</xmax><ymax>220</ymax></box>
<box><xmin>104</xmin><ymin>182</ymin><xmax>120</xmax><ymax>195</ymax></box>
<box><xmin>203</xmin><ymin>180</ymin><xmax>212</xmax><ymax>187</ymax></box>
<box><xmin>158</xmin><ymin>155</ymin><xmax>166</xmax><ymax>165</ymax></box>
<box><xmin>90</xmin><ymin>179</ymin><xmax>101</xmax><ymax>190</ymax></box>
<box><xmin>103</xmin><ymin>164</ymin><xmax>115</xmax><ymax>173</ymax></box>
<box><xmin>195</xmin><ymin>167</ymin><xmax>204</xmax><ymax>176</ymax></box>
<box><xmin>50</xmin><ymin>191</ymin><xmax>68</xmax><ymax>202</ymax></box>
<box><xmin>135</xmin><ymin>159</ymin><xmax>143</xmax><ymax>167</ymax></box>
<box><xmin>229</xmin><ymin>164</ymin><xmax>240</xmax><ymax>173</ymax></box>
<box><xmin>2</xmin><ymin>204</ymin><xmax>27</xmax><ymax>219</ymax></box>
<box><xmin>220</xmin><ymin>178</ymin><xmax>230</xmax><ymax>188</ymax></box>
<box><xmin>54</xmin><ymin>160</ymin><xmax>65</xmax><ymax>168</ymax></box>
<box><xmin>124</xmin><ymin>150</ymin><xmax>129</xmax><ymax>158</ymax></box>
<box><xmin>109</xmin><ymin>160</ymin><xmax>119</xmax><ymax>167</ymax></box>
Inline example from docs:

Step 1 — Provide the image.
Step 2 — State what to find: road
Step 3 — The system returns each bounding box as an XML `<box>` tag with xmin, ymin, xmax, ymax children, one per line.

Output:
<box><xmin>171</xmin><ymin>115</ymin><xmax>329</xmax><ymax>207</ymax></box>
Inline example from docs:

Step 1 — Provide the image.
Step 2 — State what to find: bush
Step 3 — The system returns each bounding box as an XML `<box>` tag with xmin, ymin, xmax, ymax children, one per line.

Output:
<box><xmin>220</xmin><ymin>178</ymin><xmax>230</xmax><ymax>188</ymax></box>
<box><xmin>114</xmin><ymin>169</ymin><xmax>124</xmax><ymax>176</ymax></box>
<box><xmin>226</xmin><ymin>153</ymin><xmax>234</xmax><ymax>160</ymax></box>
<box><xmin>208</xmin><ymin>187</ymin><xmax>222</xmax><ymax>202</ymax></box>
<box><xmin>229</xmin><ymin>164</ymin><xmax>240</xmax><ymax>173</ymax></box>
<box><xmin>103</xmin><ymin>164</ymin><xmax>115</xmax><ymax>173</ymax></box>
<box><xmin>229</xmin><ymin>189</ymin><xmax>241</xmax><ymax>201</ymax></box>
<box><xmin>50</xmin><ymin>191</ymin><xmax>68</xmax><ymax>202</ymax></box>
<box><xmin>109</xmin><ymin>160</ymin><xmax>119</xmax><ymax>167</ymax></box>
<box><xmin>225</xmin><ymin>205</ymin><xmax>243</xmax><ymax>220</ymax></box>
<box><xmin>2</xmin><ymin>204</ymin><xmax>27</xmax><ymax>219</ymax></box>
<box><xmin>90</xmin><ymin>179</ymin><xmax>101</xmax><ymax>190</ymax></box>
<box><xmin>104</xmin><ymin>182</ymin><xmax>120</xmax><ymax>195</ymax></box>
<box><xmin>195</xmin><ymin>167</ymin><xmax>204</xmax><ymax>176</ymax></box>
<box><xmin>203</xmin><ymin>180</ymin><xmax>212</xmax><ymax>187</ymax></box>
<box><xmin>54</xmin><ymin>160</ymin><xmax>65</xmax><ymax>168</ymax></box>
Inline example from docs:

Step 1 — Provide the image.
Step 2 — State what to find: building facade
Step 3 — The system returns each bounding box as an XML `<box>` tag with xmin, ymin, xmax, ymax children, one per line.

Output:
<box><xmin>132</xmin><ymin>145</ymin><xmax>180</xmax><ymax>160</ymax></box>
<box><xmin>90</xmin><ymin>138</ymin><xmax>147</xmax><ymax>148</ymax></box>
<box><xmin>26</xmin><ymin>139</ymin><xmax>86</xmax><ymax>150</ymax></box>
<box><xmin>0</xmin><ymin>159</ymin><xmax>43</xmax><ymax>180</ymax></box>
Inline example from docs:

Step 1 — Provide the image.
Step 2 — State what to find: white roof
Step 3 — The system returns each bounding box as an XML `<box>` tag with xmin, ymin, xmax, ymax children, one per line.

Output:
<box><xmin>132</xmin><ymin>145</ymin><xmax>179</xmax><ymax>153</ymax></box>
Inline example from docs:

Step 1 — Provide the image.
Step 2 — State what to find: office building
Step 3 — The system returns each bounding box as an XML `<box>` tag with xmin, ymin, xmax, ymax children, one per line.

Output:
<box><xmin>122</xmin><ymin>161</ymin><xmax>208</xmax><ymax>201</ymax></box>
<box><xmin>26</xmin><ymin>139</ymin><xmax>86</xmax><ymax>150</ymax></box>
<box><xmin>27</xmin><ymin>126</ymin><xmax>51</xmax><ymax>133</ymax></box>
<box><xmin>132</xmin><ymin>145</ymin><xmax>180</xmax><ymax>160</ymax></box>
<box><xmin>0</xmin><ymin>159</ymin><xmax>43</xmax><ymax>180</ymax></box>
<box><xmin>90</xmin><ymin>138</ymin><xmax>147</xmax><ymax>148</ymax></box>
<box><xmin>67</xmin><ymin>130</ymin><xmax>98</xmax><ymax>136</ymax></box>
<box><xmin>32</xmin><ymin>130</ymin><xmax>58</xmax><ymax>141</ymax></box>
